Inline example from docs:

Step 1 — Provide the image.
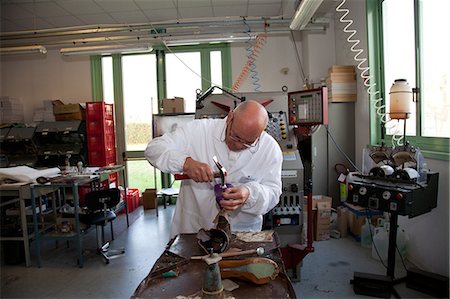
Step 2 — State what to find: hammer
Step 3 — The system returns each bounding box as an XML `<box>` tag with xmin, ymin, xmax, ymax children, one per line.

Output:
<box><xmin>191</xmin><ymin>247</ymin><xmax>264</xmax><ymax>260</ymax></box>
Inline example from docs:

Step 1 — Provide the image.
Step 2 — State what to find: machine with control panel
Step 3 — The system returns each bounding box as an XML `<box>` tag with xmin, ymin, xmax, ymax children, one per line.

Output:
<box><xmin>346</xmin><ymin>144</ymin><xmax>439</xmax><ymax>298</ymax></box>
<box><xmin>264</xmin><ymin>110</ymin><xmax>304</xmax><ymax>247</ymax></box>
<box><xmin>346</xmin><ymin>144</ymin><xmax>438</xmax><ymax>217</ymax></box>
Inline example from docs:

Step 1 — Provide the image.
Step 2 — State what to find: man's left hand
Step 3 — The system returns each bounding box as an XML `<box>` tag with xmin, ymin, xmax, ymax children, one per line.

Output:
<box><xmin>220</xmin><ymin>186</ymin><xmax>249</xmax><ymax>211</ymax></box>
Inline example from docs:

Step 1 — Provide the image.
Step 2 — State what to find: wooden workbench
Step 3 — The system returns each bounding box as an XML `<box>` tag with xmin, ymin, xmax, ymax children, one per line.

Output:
<box><xmin>132</xmin><ymin>232</ymin><xmax>297</xmax><ymax>298</ymax></box>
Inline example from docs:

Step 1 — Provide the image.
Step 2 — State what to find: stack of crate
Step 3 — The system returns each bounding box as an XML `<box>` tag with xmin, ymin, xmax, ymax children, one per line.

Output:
<box><xmin>326</xmin><ymin>65</ymin><xmax>357</xmax><ymax>103</ymax></box>
<box><xmin>85</xmin><ymin>102</ymin><xmax>117</xmax><ymax>186</ymax></box>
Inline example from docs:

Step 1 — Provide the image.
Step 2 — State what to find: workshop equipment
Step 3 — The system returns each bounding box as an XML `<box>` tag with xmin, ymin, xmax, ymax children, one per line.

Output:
<box><xmin>212</xmin><ymin>156</ymin><xmax>227</xmax><ymax>187</ymax></box>
<box><xmin>219</xmin><ymin>257</ymin><xmax>280</xmax><ymax>285</ymax></box>
<box><xmin>202</xmin><ymin>250</ymin><xmax>224</xmax><ymax>299</ymax></box>
<box><xmin>347</xmin><ymin>144</ymin><xmax>440</xmax><ymax>298</ymax></box>
<box><xmin>197</xmin><ymin>227</ymin><xmax>230</xmax><ymax>254</ymax></box>
<box><xmin>132</xmin><ymin>233</ymin><xmax>297</xmax><ymax>298</ymax></box>
<box><xmin>191</xmin><ymin>247</ymin><xmax>265</xmax><ymax>260</ymax></box>
<box><xmin>174</xmin><ymin>155</ymin><xmax>228</xmax><ymax>184</ymax></box>
<box><xmin>197</xmin><ymin>210</ymin><xmax>232</xmax><ymax>254</ymax></box>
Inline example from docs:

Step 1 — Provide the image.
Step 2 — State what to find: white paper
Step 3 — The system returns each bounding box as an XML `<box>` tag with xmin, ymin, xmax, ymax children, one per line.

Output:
<box><xmin>0</xmin><ymin>166</ymin><xmax>61</xmax><ymax>183</ymax></box>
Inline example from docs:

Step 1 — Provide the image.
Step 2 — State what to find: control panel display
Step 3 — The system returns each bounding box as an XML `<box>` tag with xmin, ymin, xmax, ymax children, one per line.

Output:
<box><xmin>288</xmin><ymin>87</ymin><xmax>328</xmax><ymax>126</ymax></box>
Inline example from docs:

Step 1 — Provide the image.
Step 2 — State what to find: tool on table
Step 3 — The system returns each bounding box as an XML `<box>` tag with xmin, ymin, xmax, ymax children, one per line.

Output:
<box><xmin>202</xmin><ymin>249</ymin><xmax>224</xmax><ymax>299</ymax></box>
<box><xmin>219</xmin><ymin>257</ymin><xmax>280</xmax><ymax>285</ymax></box>
<box><xmin>191</xmin><ymin>247</ymin><xmax>265</xmax><ymax>260</ymax></box>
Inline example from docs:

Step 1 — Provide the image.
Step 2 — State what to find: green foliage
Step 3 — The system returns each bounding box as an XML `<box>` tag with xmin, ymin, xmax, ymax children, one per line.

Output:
<box><xmin>125</xmin><ymin>123</ymin><xmax>152</xmax><ymax>145</ymax></box>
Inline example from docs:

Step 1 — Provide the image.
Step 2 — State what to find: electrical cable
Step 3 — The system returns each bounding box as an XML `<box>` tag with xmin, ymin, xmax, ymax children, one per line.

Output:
<box><xmin>335</xmin><ymin>0</ymin><xmax>403</xmax><ymax>147</ymax></box>
<box><xmin>243</xmin><ymin>18</ymin><xmax>262</xmax><ymax>92</ymax></box>
<box><xmin>386</xmin><ymin>213</ymin><xmax>409</xmax><ymax>271</ymax></box>
<box><xmin>366</xmin><ymin>213</ymin><xmax>388</xmax><ymax>269</ymax></box>
<box><xmin>325</xmin><ymin>126</ymin><xmax>361</xmax><ymax>173</ymax></box>
<box><xmin>290</xmin><ymin>30</ymin><xmax>308</xmax><ymax>86</ymax></box>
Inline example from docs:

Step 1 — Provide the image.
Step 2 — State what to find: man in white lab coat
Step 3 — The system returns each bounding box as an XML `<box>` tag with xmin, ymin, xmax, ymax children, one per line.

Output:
<box><xmin>145</xmin><ymin>100</ymin><xmax>282</xmax><ymax>239</ymax></box>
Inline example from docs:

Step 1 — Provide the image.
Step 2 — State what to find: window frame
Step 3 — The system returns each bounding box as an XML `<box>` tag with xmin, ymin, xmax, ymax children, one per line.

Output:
<box><xmin>90</xmin><ymin>43</ymin><xmax>232</xmax><ymax>189</ymax></box>
<box><xmin>367</xmin><ymin>0</ymin><xmax>449</xmax><ymax>161</ymax></box>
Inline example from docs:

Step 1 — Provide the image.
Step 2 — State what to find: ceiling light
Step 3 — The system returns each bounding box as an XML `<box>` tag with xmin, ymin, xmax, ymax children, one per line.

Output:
<box><xmin>0</xmin><ymin>45</ymin><xmax>47</xmax><ymax>55</ymax></box>
<box><xmin>60</xmin><ymin>44</ymin><xmax>153</xmax><ymax>56</ymax></box>
<box><xmin>290</xmin><ymin>0</ymin><xmax>324</xmax><ymax>30</ymax></box>
<box><xmin>165</xmin><ymin>35</ymin><xmax>256</xmax><ymax>46</ymax></box>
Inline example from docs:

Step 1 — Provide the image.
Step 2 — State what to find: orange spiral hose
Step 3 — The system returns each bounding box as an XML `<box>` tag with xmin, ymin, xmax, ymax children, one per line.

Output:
<box><xmin>231</xmin><ymin>31</ymin><xmax>268</xmax><ymax>92</ymax></box>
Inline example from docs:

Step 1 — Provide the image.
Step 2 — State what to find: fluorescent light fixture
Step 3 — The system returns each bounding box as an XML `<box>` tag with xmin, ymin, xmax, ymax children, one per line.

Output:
<box><xmin>165</xmin><ymin>35</ymin><xmax>256</xmax><ymax>46</ymax></box>
<box><xmin>0</xmin><ymin>45</ymin><xmax>47</xmax><ymax>55</ymax></box>
<box><xmin>290</xmin><ymin>0</ymin><xmax>324</xmax><ymax>30</ymax></box>
<box><xmin>60</xmin><ymin>44</ymin><xmax>152</xmax><ymax>56</ymax></box>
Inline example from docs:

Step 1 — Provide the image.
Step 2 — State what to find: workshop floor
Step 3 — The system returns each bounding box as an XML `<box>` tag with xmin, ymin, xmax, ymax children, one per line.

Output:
<box><xmin>1</xmin><ymin>204</ymin><xmax>432</xmax><ymax>298</ymax></box>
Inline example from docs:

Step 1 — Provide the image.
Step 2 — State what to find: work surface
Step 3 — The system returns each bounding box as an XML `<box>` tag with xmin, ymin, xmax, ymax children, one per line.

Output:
<box><xmin>132</xmin><ymin>232</ymin><xmax>297</xmax><ymax>298</ymax></box>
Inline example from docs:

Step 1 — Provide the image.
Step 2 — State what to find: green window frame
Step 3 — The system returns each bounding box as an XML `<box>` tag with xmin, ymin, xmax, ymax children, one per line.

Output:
<box><xmin>90</xmin><ymin>43</ymin><xmax>232</xmax><ymax>189</ymax></box>
<box><xmin>91</xmin><ymin>43</ymin><xmax>231</xmax><ymax>111</ymax></box>
<box><xmin>366</xmin><ymin>0</ymin><xmax>449</xmax><ymax>160</ymax></box>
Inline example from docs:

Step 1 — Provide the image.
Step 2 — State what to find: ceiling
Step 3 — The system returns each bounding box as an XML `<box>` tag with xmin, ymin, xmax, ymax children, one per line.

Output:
<box><xmin>0</xmin><ymin>0</ymin><xmax>337</xmax><ymax>48</ymax></box>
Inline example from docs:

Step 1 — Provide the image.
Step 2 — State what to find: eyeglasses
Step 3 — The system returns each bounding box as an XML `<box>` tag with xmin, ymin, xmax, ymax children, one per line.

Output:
<box><xmin>227</xmin><ymin>117</ymin><xmax>260</xmax><ymax>148</ymax></box>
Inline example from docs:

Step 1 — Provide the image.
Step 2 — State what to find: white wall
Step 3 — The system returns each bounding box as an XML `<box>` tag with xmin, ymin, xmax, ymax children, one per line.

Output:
<box><xmin>230</xmin><ymin>33</ymin><xmax>305</xmax><ymax>93</ymax></box>
<box><xmin>0</xmin><ymin>49</ymin><xmax>91</xmax><ymax>123</ymax></box>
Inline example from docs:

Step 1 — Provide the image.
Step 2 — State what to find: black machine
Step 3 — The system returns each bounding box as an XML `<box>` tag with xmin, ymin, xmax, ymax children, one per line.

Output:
<box><xmin>346</xmin><ymin>144</ymin><xmax>440</xmax><ymax>298</ymax></box>
<box><xmin>347</xmin><ymin>144</ymin><xmax>438</xmax><ymax>217</ymax></box>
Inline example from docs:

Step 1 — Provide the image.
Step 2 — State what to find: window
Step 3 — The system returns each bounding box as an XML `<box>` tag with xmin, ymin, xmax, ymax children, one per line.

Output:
<box><xmin>368</xmin><ymin>0</ymin><xmax>449</xmax><ymax>160</ymax></box>
<box><xmin>166</xmin><ymin>52</ymin><xmax>201</xmax><ymax>112</ymax></box>
<box><xmin>92</xmin><ymin>44</ymin><xmax>232</xmax><ymax>190</ymax></box>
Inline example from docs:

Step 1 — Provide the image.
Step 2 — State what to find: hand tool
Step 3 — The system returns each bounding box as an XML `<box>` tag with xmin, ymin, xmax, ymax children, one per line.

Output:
<box><xmin>191</xmin><ymin>247</ymin><xmax>264</xmax><ymax>260</ymax></box>
<box><xmin>174</xmin><ymin>155</ymin><xmax>228</xmax><ymax>186</ymax></box>
<box><xmin>212</xmin><ymin>155</ymin><xmax>227</xmax><ymax>188</ymax></box>
<box><xmin>174</xmin><ymin>172</ymin><xmax>223</xmax><ymax>180</ymax></box>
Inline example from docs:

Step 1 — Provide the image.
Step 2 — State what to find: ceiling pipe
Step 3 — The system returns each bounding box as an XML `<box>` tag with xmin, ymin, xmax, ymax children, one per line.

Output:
<box><xmin>60</xmin><ymin>44</ymin><xmax>153</xmax><ymax>56</ymax></box>
<box><xmin>0</xmin><ymin>45</ymin><xmax>47</xmax><ymax>55</ymax></box>
<box><xmin>1</xmin><ymin>18</ymin><xmax>291</xmax><ymax>41</ymax></box>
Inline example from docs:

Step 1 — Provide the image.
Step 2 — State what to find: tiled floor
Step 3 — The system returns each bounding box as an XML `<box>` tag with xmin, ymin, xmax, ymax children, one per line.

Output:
<box><xmin>1</xmin><ymin>205</ymin><xmax>432</xmax><ymax>298</ymax></box>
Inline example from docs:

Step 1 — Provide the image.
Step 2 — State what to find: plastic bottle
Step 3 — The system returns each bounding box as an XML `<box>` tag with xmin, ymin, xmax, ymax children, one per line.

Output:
<box><xmin>360</xmin><ymin>218</ymin><xmax>373</xmax><ymax>249</ymax></box>
<box><xmin>372</xmin><ymin>224</ymin><xmax>389</xmax><ymax>262</ymax></box>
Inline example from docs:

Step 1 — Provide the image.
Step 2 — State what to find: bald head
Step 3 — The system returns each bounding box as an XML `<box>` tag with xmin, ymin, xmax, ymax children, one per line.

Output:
<box><xmin>233</xmin><ymin>100</ymin><xmax>268</xmax><ymax>130</ymax></box>
<box><xmin>225</xmin><ymin>100</ymin><xmax>268</xmax><ymax>151</ymax></box>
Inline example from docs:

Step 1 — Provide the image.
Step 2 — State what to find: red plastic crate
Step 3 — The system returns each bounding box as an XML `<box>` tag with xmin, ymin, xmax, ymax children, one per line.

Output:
<box><xmin>88</xmin><ymin>147</ymin><xmax>117</xmax><ymax>166</ymax></box>
<box><xmin>86</xmin><ymin>102</ymin><xmax>114</xmax><ymax>120</ymax></box>
<box><xmin>86</xmin><ymin>102</ymin><xmax>117</xmax><ymax>167</ymax></box>
<box><xmin>126</xmin><ymin>188</ymin><xmax>140</xmax><ymax>212</ymax></box>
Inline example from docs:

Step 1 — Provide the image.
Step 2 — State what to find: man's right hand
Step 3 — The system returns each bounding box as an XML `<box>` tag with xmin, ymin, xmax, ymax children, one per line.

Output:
<box><xmin>183</xmin><ymin>157</ymin><xmax>214</xmax><ymax>182</ymax></box>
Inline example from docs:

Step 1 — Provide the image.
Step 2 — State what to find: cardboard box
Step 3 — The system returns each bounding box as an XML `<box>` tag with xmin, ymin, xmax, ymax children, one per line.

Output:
<box><xmin>312</xmin><ymin>195</ymin><xmax>332</xmax><ymax>209</ymax></box>
<box><xmin>162</xmin><ymin>97</ymin><xmax>184</xmax><ymax>113</ymax></box>
<box><xmin>313</xmin><ymin>196</ymin><xmax>332</xmax><ymax>241</ymax></box>
<box><xmin>345</xmin><ymin>203</ymin><xmax>383</xmax><ymax>238</ymax></box>
<box><xmin>336</xmin><ymin>206</ymin><xmax>348</xmax><ymax>237</ymax></box>
<box><xmin>53</xmin><ymin>100</ymin><xmax>86</xmax><ymax>121</ymax></box>
<box><xmin>328</xmin><ymin>65</ymin><xmax>356</xmax><ymax>73</ymax></box>
<box><xmin>143</xmin><ymin>188</ymin><xmax>157</xmax><ymax>210</ymax></box>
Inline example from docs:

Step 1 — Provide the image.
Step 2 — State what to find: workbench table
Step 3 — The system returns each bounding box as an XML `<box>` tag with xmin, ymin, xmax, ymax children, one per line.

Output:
<box><xmin>132</xmin><ymin>232</ymin><xmax>297</xmax><ymax>298</ymax></box>
<box><xmin>30</xmin><ymin>165</ymin><xmax>129</xmax><ymax>267</ymax></box>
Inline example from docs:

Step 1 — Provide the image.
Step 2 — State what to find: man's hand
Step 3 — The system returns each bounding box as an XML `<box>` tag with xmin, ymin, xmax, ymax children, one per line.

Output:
<box><xmin>220</xmin><ymin>185</ymin><xmax>249</xmax><ymax>211</ymax></box>
<box><xmin>183</xmin><ymin>157</ymin><xmax>214</xmax><ymax>182</ymax></box>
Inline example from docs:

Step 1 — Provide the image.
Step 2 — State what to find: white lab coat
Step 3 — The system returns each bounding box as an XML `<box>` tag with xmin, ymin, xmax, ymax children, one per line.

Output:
<box><xmin>145</xmin><ymin>117</ymin><xmax>282</xmax><ymax>239</ymax></box>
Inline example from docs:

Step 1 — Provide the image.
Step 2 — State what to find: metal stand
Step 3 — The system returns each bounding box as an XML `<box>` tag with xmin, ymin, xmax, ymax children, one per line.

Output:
<box><xmin>351</xmin><ymin>212</ymin><xmax>405</xmax><ymax>298</ymax></box>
